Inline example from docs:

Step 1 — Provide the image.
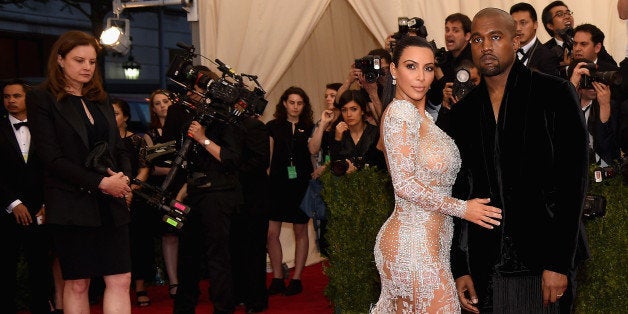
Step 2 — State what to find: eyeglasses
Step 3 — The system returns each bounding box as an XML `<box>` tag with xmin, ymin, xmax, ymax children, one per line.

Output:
<box><xmin>552</xmin><ymin>10</ymin><xmax>573</xmax><ymax>19</ymax></box>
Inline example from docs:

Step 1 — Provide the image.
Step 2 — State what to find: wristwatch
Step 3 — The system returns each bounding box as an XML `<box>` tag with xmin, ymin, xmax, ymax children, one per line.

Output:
<box><xmin>203</xmin><ymin>139</ymin><xmax>211</xmax><ymax>147</ymax></box>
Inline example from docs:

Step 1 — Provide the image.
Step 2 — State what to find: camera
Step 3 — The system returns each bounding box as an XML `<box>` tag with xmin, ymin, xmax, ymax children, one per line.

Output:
<box><xmin>452</xmin><ymin>66</ymin><xmax>476</xmax><ymax>100</ymax></box>
<box><xmin>354</xmin><ymin>55</ymin><xmax>383</xmax><ymax>83</ymax></box>
<box><xmin>583</xmin><ymin>194</ymin><xmax>606</xmax><ymax>219</ymax></box>
<box><xmin>167</xmin><ymin>43</ymin><xmax>268</xmax><ymax>120</ymax></box>
<box><xmin>392</xmin><ymin>17</ymin><xmax>428</xmax><ymax>41</ymax></box>
<box><xmin>579</xmin><ymin>63</ymin><xmax>622</xmax><ymax>89</ymax></box>
<box><xmin>330</xmin><ymin>156</ymin><xmax>367</xmax><ymax>176</ymax></box>
<box><xmin>579</xmin><ymin>62</ymin><xmax>622</xmax><ymax>89</ymax></box>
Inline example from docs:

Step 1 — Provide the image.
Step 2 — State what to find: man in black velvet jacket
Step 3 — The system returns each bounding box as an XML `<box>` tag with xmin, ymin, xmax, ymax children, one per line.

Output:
<box><xmin>442</xmin><ymin>8</ymin><xmax>589</xmax><ymax>314</ymax></box>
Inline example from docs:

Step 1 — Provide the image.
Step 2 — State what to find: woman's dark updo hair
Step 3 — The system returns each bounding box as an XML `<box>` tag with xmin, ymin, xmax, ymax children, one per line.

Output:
<box><xmin>111</xmin><ymin>98</ymin><xmax>131</xmax><ymax>120</ymax></box>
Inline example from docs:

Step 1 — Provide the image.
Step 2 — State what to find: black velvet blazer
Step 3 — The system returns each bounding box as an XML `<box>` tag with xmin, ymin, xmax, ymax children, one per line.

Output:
<box><xmin>27</xmin><ymin>88</ymin><xmax>131</xmax><ymax>227</ymax></box>
<box><xmin>447</xmin><ymin>61</ymin><xmax>589</xmax><ymax>297</ymax></box>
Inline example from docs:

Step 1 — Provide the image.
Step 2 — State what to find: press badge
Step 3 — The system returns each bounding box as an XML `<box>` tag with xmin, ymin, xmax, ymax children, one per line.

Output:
<box><xmin>287</xmin><ymin>165</ymin><xmax>297</xmax><ymax>179</ymax></box>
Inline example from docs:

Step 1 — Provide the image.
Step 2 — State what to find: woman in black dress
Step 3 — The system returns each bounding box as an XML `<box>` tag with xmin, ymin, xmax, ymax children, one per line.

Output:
<box><xmin>266</xmin><ymin>86</ymin><xmax>314</xmax><ymax>296</ymax></box>
<box><xmin>112</xmin><ymin>98</ymin><xmax>154</xmax><ymax>307</ymax></box>
<box><xmin>27</xmin><ymin>30</ymin><xmax>133</xmax><ymax>313</ymax></box>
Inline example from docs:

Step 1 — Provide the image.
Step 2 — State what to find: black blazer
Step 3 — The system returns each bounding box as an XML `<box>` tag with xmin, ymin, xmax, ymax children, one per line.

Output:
<box><xmin>0</xmin><ymin>116</ymin><xmax>44</xmax><ymax>217</ymax></box>
<box><xmin>525</xmin><ymin>38</ymin><xmax>560</xmax><ymax>75</ymax></box>
<box><xmin>447</xmin><ymin>62</ymin><xmax>589</xmax><ymax>303</ymax></box>
<box><xmin>27</xmin><ymin>88</ymin><xmax>131</xmax><ymax>227</ymax></box>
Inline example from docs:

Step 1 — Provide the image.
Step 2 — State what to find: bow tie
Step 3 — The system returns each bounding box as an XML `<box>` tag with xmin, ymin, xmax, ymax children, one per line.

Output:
<box><xmin>517</xmin><ymin>48</ymin><xmax>528</xmax><ymax>62</ymax></box>
<box><xmin>13</xmin><ymin>121</ymin><xmax>29</xmax><ymax>130</ymax></box>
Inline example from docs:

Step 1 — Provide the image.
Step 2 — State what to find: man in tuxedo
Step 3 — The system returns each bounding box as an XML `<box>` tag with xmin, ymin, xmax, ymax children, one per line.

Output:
<box><xmin>0</xmin><ymin>79</ymin><xmax>53</xmax><ymax>313</ymax></box>
<box><xmin>510</xmin><ymin>2</ymin><xmax>560</xmax><ymax>75</ymax></box>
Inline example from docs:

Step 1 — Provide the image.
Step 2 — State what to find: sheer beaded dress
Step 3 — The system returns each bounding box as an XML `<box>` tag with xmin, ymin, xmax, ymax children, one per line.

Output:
<box><xmin>371</xmin><ymin>99</ymin><xmax>466</xmax><ymax>313</ymax></box>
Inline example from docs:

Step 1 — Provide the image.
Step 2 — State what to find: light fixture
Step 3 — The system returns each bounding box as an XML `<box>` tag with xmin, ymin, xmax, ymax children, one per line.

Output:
<box><xmin>100</xmin><ymin>17</ymin><xmax>131</xmax><ymax>55</ymax></box>
<box><xmin>122</xmin><ymin>54</ymin><xmax>141</xmax><ymax>80</ymax></box>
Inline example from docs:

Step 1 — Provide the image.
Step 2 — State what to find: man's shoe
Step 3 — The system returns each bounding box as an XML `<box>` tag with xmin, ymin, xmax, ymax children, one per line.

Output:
<box><xmin>284</xmin><ymin>279</ymin><xmax>302</xmax><ymax>296</ymax></box>
<box><xmin>267</xmin><ymin>278</ymin><xmax>286</xmax><ymax>295</ymax></box>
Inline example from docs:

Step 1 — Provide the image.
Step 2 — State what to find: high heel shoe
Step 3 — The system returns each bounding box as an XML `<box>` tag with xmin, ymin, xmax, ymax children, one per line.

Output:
<box><xmin>136</xmin><ymin>290</ymin><xmax>151</xmax><ymax>307</ymax></box>
<box><xmin>169</xmin><ymin>283</ymin><xmax>179</xmax><ymax>299</ymax></box>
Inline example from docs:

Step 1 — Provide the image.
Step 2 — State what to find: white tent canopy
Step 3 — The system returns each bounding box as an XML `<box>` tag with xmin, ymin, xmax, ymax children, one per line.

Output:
<box><xmin>198</xmin><ymin>0</ymin><xmax>626</xmax><ymax>123</ymax></box>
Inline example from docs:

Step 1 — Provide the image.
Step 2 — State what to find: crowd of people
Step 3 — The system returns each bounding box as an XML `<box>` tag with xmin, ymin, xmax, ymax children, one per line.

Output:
<box><xmin>2</xmin><ymin>1</ymin><xmax>627</xmax><ymax>314</ymax></box>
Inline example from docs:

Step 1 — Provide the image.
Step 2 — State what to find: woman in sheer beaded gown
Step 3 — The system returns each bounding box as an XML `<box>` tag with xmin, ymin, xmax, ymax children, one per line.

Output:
<box><xmin>371</xmin><ymin>36</ymin><xmax>502</xmax><ymax>313</ymax></box>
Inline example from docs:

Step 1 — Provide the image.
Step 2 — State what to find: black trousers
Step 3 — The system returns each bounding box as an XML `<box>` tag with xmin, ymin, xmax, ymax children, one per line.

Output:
<box><xmin>230</xmin><ymin>208</ymin><xmax>269</xmax><ymax>310</ymax></box>
<box><xmin>1</xmin><ymin>214</ymin><xmax>53</xmax><ymax>314</ymax></box>
<box><xmin>174</xmin><ymin>190</ymin><xmax>238</xmax><ymax>314</ymax></box>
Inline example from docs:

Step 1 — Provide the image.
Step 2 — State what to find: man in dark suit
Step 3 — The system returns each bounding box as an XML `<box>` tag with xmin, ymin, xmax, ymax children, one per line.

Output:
<box><xmin>0</xmin><ymin>79</ymin><xmax>53</xmax><ymax>314</ymax></box>
<box><xmin>510</xmin><ymin>2</ymin><xmax>560</xmax><ymax>75</ymax></box>
<box><xmin>444</xmin><ymin>8</ymin><xmax>589</xmax><ymax>313</ymax></box>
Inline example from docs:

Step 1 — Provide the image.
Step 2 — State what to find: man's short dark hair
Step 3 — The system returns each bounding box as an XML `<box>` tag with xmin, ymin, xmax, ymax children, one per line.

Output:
<box><xmin>510</xmin><ymin>2</ymin><xmax>538</xmax><ymax>22</ymax></box>
<box><xmin>541</xmin><ymin>1</ymin><xmax>568</xmax><ymax>37</ymax></box>
<box><xmin>574</xmin><ymin>23</ymin><xmax>605</xmax><ymax>46</ymax></box>
<box><xmin>445</xmin><ymin>13</ymin><xmax>472</xmax><ymax>34</ymax></box>
<box><xmin>2</xmin><ymin>78</ymin><xmax>31</xmax><ymax>93</ymax></box>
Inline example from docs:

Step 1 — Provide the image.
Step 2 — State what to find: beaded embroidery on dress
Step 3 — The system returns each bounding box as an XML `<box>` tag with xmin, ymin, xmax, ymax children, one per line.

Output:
<box><xmin>371</xmin><ymin>99</ymin><xmax>466</xmax><ymax>313</ymax></box>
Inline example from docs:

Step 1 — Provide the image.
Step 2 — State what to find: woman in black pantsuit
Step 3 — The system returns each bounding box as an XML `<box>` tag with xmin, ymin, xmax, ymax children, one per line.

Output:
<box><xmin>27</xmin><ymin>30</ymin><xmax>133</xmax><ymax>313</ymax></box>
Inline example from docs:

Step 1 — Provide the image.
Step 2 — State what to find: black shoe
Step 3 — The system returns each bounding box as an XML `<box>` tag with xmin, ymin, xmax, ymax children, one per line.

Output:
<box><xmin>284</xmin><ymin>279</ymin><xmax>302</xmax><ymax>296</ymax></box>
<box><xmin>169</xmin><ymin>283</ymin><xmax>179</xmax><ymax>299</ymax></box>
<box><xmin>267</xmin><ymin>278</ymin><xmax>285</xmax><ymax>295</ymax></box>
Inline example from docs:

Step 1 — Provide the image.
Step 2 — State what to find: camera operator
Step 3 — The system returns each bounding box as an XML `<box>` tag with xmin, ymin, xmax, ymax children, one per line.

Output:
<box><xmin>569</xmin><ymin>59</ymin><xmax>622</xmax><ymax>167</ymax></box>
<box><xmin>329</xmin><ymin>90</ymin><xmax>385</xmax><ymax>176</ymax></box>
<box><xmin>336</xmin><ymin>49</ymin><xmax>391</xmax><ymax>125</ymax></box>
<box><xmin>173</xmin><ymin>105</ymin><xmax>243</xmax><ymax>314</ymax></box>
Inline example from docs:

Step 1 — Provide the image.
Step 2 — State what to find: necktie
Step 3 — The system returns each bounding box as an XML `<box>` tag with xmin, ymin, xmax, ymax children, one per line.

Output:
<box><xmin>13</xmin><ymin>121</ymin><xmax>28</xmax><ymax>130</ymax></box>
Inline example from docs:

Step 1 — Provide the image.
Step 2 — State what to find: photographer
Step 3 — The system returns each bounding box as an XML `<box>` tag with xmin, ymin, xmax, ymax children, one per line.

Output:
<box><xmin>569</xmin><ymin>59</ymin><xmax>622</xmax><ymax>166</ymax></box>
<box><xmin>337</xmin><ymin>49</ymin><xmax>391</xmax><ymax>125</ymax></box>
<box><xmin>329</xmin><ymin>90</ymin><xmax>385</xmax><ymax>176</ymax></box>
<box><xmin>441</xmin><ymin>59</ymin><xmax>481</xmax><ymax>110</ymax></box>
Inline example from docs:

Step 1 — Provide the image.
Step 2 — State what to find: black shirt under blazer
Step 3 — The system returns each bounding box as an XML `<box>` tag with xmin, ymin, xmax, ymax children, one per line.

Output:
<box><xmin>446</xmin><ymin>61</ymin><xmax>589</xmax><ymax>301</ymax></box>
<box><xmin>27</xmin><ymin>88</ymin><xmax>131</xmax><ymax>227</ymax></box>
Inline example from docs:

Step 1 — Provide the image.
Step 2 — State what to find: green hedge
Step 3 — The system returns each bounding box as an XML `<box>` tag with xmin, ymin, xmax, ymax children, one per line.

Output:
<box><xmin>575</xmin><ymin>170</ymin><xmax>628</xmax><ymax>313</ymax></box>
<box><xmin>320</xmin><ymin>167</ymin><xmax>394</xmax><ymax>313</ymax></box>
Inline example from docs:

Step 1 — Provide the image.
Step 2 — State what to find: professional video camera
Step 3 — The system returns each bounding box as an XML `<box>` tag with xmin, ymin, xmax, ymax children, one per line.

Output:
<box><xmin>354</xmin><ymin>55</ymin><xmax>383</xmax><ymax>83</ymax></box>
<box><xmin>579</xmin><ymin>62</ymin><xmax>622</xmax><ymax>89</ymax></box>
<box><xmin>167</xmin><ymin>42</ymin><xmax>268</xmax><ymax>121</ymax></box>
<box><xmin>452</xmin><ymin>65</ymin><xmax>476</xmax><ymax>100</ymax></box>
<box><xmin>132</xmin><ymin>42</ymin><xmax>269</xmax><ymax>228</ymax></box>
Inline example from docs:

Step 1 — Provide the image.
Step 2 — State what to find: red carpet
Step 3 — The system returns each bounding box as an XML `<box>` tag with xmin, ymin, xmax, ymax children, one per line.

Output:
<box><xmin>50</xmin><ymin>262</ymin><xmax>333</xmax><ymax>314</ymax></box>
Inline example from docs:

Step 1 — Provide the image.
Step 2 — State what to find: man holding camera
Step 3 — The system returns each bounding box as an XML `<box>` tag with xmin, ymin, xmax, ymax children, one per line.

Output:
<box><xmin>569</xmin><ymin>58</ymin><xmax>621</xmax><ymax>167</ymax></box>
<box><xmin>427</xmin><ymin>13</ymin><xmax>474</xmax><ymax>112</ymax></box>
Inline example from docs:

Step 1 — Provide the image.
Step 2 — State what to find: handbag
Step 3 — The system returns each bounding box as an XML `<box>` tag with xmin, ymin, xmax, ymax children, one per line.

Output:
<box><xmin>300</xmin><ymin>178</ymin><xmax>326</xmax><ymax>221</ymax></box>
<box><xmin>84</xmin><ymin>141</ymin><xmax>115</xmax><ymax>175</ymax></box>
